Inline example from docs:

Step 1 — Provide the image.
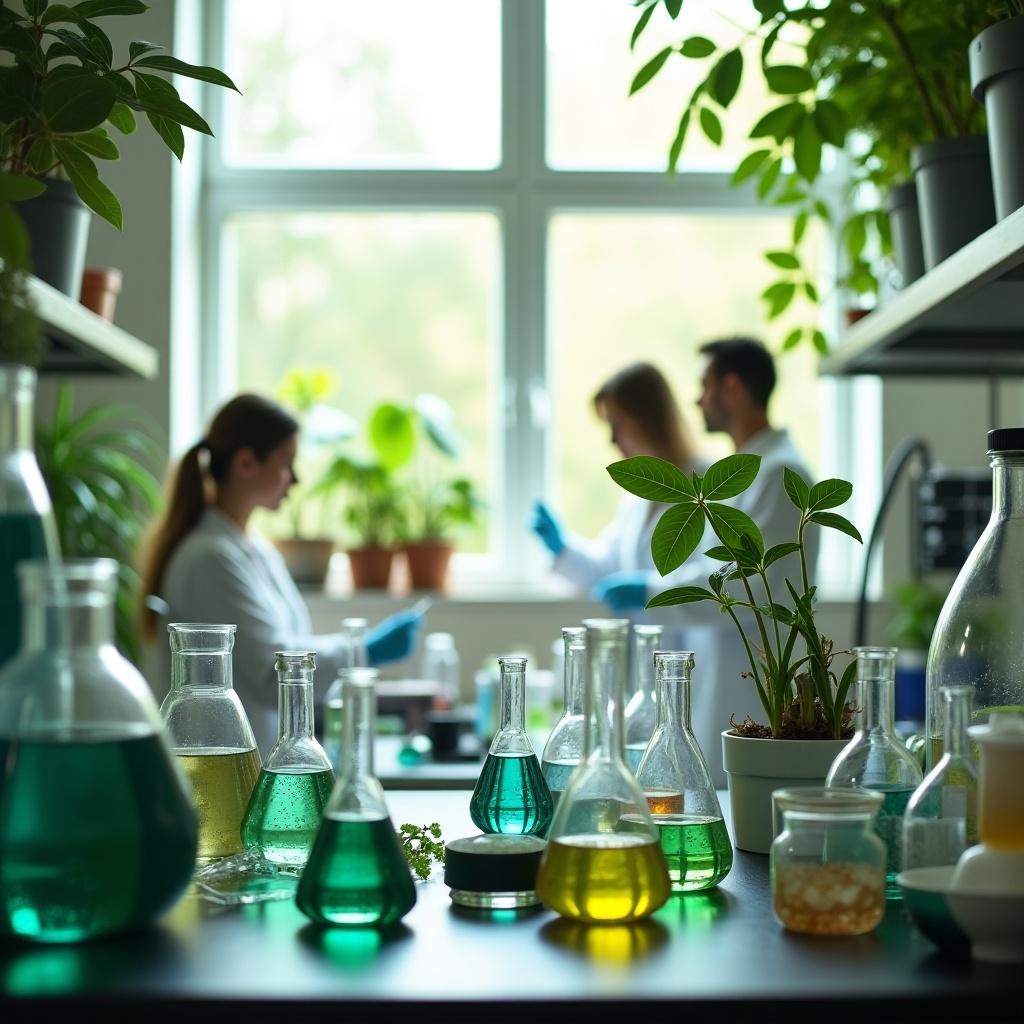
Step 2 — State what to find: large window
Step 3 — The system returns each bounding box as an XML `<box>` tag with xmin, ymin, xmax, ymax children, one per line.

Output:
<box><xmin>201</xmin><ymin>0</ymin><xmax>870</xmax><ymax>592</ymax></box>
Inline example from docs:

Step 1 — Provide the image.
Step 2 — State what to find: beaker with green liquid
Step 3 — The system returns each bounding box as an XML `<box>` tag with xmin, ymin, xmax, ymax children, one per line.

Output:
<box><xmin>470</xmin><ymin>656</ymin><xmax>553</xmax><ymax>836</ymax></box>
<box><xmin>322</xmin><ymin>617</ymin><xmax>368</xmax><ymax>772</ymax></box>
<box><xmin>0</xmin><ymin>559</ymin><xmax>197</xmax><ymax>942</ymax></box>
<box><xmin>241</xmin><ymin>651</ymin><xmax>334</xmax><ymax>868</ymax></box>
<box><xmin>297</xmin><ymin>667</ymin><xmax>416</xmax><ymax>927</ymax></box>
<box><xmin>536</xmin><ymin>618</ymin><xmax>670</xmax><ymax>923</ymax></box>
<box><xmin>634</xmin><ymin>651</ymin><xmax>732</xmax><ymax>892</ymax></box>
<box><xmin>541</xmin><ymin>627</ymin><xmax>586</xmax><ymax>804</ymax></box>
<box><xmin>624</xmin><ymin>624</ymin><xmax>662</xmax><ymax>771</ymax></box>
<box><xmin>161</xmin><ymin>623</ymin><xmax>262</xmax><ymax>865</ymax></box>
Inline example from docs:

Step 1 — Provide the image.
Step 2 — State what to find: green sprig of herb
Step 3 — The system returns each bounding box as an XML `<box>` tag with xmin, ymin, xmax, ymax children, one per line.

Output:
<box><xmin>398</xmin><ymin>822</ymin><xmax>445</xmax><ymax>880</ymax></box>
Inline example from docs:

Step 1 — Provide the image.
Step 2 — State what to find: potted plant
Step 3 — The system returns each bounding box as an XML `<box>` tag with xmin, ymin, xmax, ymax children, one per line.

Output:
<box><xmin>0</xmin><ymin>0</ymin><xmax>239</xmax><ymax>295</ymax></box>
<box><xmin>609</xmin><ymin>451</ymin><xmax>862</xmax><ymax>853</ymax></box>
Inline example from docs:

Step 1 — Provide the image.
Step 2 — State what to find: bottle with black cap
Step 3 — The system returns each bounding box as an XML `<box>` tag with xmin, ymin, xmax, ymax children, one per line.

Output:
<box><xmin>926</xmin><ymin>428</ymin><xmax>1024</xmax><ymax>771</ymax></box>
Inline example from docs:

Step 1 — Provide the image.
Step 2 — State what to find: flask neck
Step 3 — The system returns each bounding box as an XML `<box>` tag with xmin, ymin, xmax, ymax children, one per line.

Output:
<box><xmin>857</xmin><ymin>675</ymin><xmax>896</xmax><ymax>737</ymax></box>
<box><xmin>171</xmin><ymin>651</ymin><xmax>233</xmax><ymax>692</ymax></box>
<box><xmin>497</xmin><ymin>659</ymin><xmax>526</xmax><ymax>733</ymax></box>
<box><xmin>655</xmin><ymin>668</ymin><xmax>690</xmax><ymax>733</ymax></box>
<box><xmin>562</xmin><ymin>635</ymin><xmax>585</xmax><ymax>715</ymax></box>
<box><xmin>0</xmin><ymin>365</ymin><xmax>35</xmax><ymax>454</ymax></box>
<box><xmin>942</xmin><ymin>689</ymin><xmax>973</xmax><ymax>758</ymax></box>
<box><xmin>584</xmin><ymin>627</ymin><xmax>627</xmax><ymax>762</ymax></box>
<box><xmin>341</xmin><ymin>679</ymin><xmax>375</xmax><ymax>780</ymax></box>
<box><xmin>990</xmin><ymin>457</ymin><xmax>1024</xmax><ymax>519</ymax></box>
<box><xmin>633</xmin><ymin>629</ymin><xmax>661</xmax><ymax>697</ymax></box>
<box><xmin>24</xmin><ymin>591</ymin><xmax>115</xmax><ymax>651</ymax></box>
<box><xmin>278</xmin><ymin>679</ymin><xmax>315</xmax><ymax>742</ymax></box>
<box><xmin>342</xmin><ymin>623</ymin><xmax>369</xmax><ymax>668</ymax></box>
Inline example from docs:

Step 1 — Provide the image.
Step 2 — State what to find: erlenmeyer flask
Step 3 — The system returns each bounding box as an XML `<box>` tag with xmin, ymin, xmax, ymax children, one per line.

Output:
<box><xmin>541</xmin><ymin>627</ymin><xmax>586</xmax><ymax>804</ymax></box>
<box><xmin>161</xmin><ymin>623</ymin><xmax>261</xmax><ymax>865</ymax></box>
<box><xmin>635</xmin><ymin>651</ymin><xmax>732</xmax><ymax>891</ymax></box>
<box><xmin>241</xmin><ymin>651</ymin><xmax>335</xmax><ymax>868</ymax></box>
<box><xmin>297</xmin><ymin>667</ymin><xmax>416</xmax><ymax>927</ymax></box>
<box><xmin>323</xmin><ymin>617</ymin><xmax>368</xmax><ymax>771</ymax></box>
<box><xmin>0</xmin><ymin>559</ymin><xmax>197</xmax><ymax>941</ymax></box>
<box><xmin>470</xmin><ymin>656</ymin><xmax>553</xmax><ymax>835</ymax></box>
<box><xmin>536</xmin><ymin>618</ymin><xmax>670</xmax><ymax>923</ymax></box>
<box><xmin>624</xmin><ymin>624</ymin><xmax>663</xmax><ymax>770</ymax></box>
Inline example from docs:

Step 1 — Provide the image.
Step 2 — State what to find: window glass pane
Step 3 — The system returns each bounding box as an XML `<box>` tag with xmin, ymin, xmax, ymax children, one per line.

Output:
<box><xmin>547</xmin><ymin>0</ymin><xmax>778</xmax><ymax>171</ymax></box>
<box><xmin>549</xmin><ymin>212</ymin><xmax>822</xmax><ymax>539</ymax></box>
<box><xmin>222</xmin><ymin>0</ymin><xmax>501</xmax><ymax>168</ymax></box>
<box><xmin>227</xmin><ymin>212</ymin><xmax>499</xmax><ymax>552</ymax></box>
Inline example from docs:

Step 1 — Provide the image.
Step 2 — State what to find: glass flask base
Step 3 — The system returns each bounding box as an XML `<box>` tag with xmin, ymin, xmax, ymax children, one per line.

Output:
<box><xmin>644</xmin><ymin>814</ymin><xmax>732</xmax><ymax>892</ymax></box>
<box><xmin>449</xmin><ymin>889</ymin><xmax>541</xmax><ymax>910</ymax></box>
<box><xmin>241</xmin><ymin>767</ymin><xmax>334</xmax><ymax>868</ymax></box>
<box><xmin>470</xmin><ymin>752</ymin><xmax>553</xmax><ymax>836</ymax></box>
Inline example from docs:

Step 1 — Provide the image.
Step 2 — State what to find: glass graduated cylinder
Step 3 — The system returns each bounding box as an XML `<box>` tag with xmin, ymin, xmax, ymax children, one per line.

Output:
<box><xmin>624</xmin><ymin>624</ymin><xmax>662</xmax><ymax>771</ymax></box>
<box><xmin>323</xmin><ymin>617</ymin><xmax>368</xmax><ymax>772</ymax></box>
<box><xmin>541</xmin><ymin>627</ymin><xmax>586</xmax><ymax>806</ymax></box>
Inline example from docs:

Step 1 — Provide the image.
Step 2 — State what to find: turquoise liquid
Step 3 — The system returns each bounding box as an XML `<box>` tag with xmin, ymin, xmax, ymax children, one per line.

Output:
<box><xmin>240</xmin><ymin>767</ymin><xmax>335</xmax><ymax>868</ymax></box>
<box><xmin>625</xmin><ymin>742</ymin><xmax>647</xmax><ymax>772</ymax></box>
<box><xmin>541</xmin><ymin>758</ymin><xmax>577</xmax><ymax>805</ymax></box>
<box><xmin>296</xmin><ymin>812</ymin><xmax>416</xmax><ymax>927</ymax></box>
<box><xmin>874</xmin><ymin>784</ymin><xmax>916</xmax><ymax>897</ymax></box>
<box><xmin>0</xmin><ymin>512</ymin><xmax>48</xmax><ymax>668</ymax></box>
<box><xmin>0</xmin><ymin>730</ymin><xmax>198</xmax><ymax>942</ymax></box>
<box><xmin>470</xmin><ymin>752</ymin><xmax>553</xmax><ymax>836</ymax></box>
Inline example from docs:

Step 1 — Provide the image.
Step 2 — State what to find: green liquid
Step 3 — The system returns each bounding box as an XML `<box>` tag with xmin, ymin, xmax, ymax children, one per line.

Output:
<box><xmin>470</xmin><ymin>752</ymin><xmax>553</xmax><ymax>836</ymax></box>
<box><xmin>0</xmin><ymin>512</ymin><xmax>49</xmax><ymax>668</ymax></box>
<box><xmin>648</xmin><ymin>815</ymin><xmax>732</xmax><ymax>892</ymax></box>
<box><xmin>296</xmin><ymin>812</ymin><xmax>417</xmax><ymax>927</ymax></box>
<box><xmin>875</xmin><ymin>784</ymin><xmax>916</xmax><ymax>897</ymax></box>
<box><xmin>0</xmin><ymin>730</ymin><xmax>198</xmax><ymax>942</ymax></box>
<box><xmin>241</xmin><ymin>767</ymin><xmax>335</xmax><ymax>868</ymax></box>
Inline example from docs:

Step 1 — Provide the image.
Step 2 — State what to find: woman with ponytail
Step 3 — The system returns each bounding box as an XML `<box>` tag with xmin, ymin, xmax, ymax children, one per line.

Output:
<box><xmin>139</xmin><ymin>394</ymin><xmax>424</xmax><ymax>753</ymax></box>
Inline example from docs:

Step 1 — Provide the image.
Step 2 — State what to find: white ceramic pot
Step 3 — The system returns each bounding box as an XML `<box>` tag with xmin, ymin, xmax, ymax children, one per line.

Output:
<box><xmin>721</xmin><ymin>730</ymin><xmax>849</xmax><ymax>854</ymax></box>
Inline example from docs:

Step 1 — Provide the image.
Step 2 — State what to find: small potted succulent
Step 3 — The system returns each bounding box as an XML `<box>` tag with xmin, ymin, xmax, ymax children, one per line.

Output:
<box><xmin>609</xmin><ymin>450</ymin><xmax>863</xmax><ymax>853</ymax></box>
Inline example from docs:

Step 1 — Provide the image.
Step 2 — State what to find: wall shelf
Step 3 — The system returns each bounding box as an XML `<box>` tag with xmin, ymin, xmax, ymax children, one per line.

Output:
<box><xmin>28</xmin><ymin>272</ymin><xmax>159</xmax><ymax>380</ymax></box>
<box><xmin>820</xmin><ymin>205</ymin><xmax>1024</xmax><ymax>377</ymax></box>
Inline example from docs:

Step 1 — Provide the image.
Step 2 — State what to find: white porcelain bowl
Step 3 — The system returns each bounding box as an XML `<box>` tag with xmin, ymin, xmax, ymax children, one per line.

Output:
<box><xmin>947</xmin><ymin>887</ymin><xmax>1024</xmax><ymax>963</ymax></box>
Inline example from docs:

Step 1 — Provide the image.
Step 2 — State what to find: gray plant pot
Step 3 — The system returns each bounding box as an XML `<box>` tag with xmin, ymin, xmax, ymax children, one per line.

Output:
<box><xmin>970</xmin><ymin>16</ymin><xmax>1024</xmax><ymax>219</ymax></box>
<box><xmin>885</xmin><ymin>181</ymin><xmax>926</xmax><ymax>287</ymax></box>
<box><xmin>910</xmin><ymin>136</ymin><xmax>995</xmax><ymax>270</ymax></box>
<box><xmin>14</xmin><ymin>178</ymin><xmax>90</xmax><ymax>297</ymax></box>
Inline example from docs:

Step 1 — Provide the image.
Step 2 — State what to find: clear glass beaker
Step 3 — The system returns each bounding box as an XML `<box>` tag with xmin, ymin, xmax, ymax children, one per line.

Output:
<box><xmin>323</xmin><ymin>616</ymin><xmax>368</xmax><ymax>771</ymax></box>
<box><xmin>826</xmin><ymin>646</ymin><xmax>923</xmax><ymax>897</ymax></box>
<box><xmin>636</xmin><ymin>651</ymin><xmax>732</xmax><ymax>891</ymax></box>
<box><xmin>470</xmin><ymin>656</ymin><xmax>553</xmax><ymax>836</ymax></box>
<box><xmin>926</xmin><ymin>431</ymin><xmax>1024</xmax><ymax>770</ymax></box>
<box><xmin>624</xmin><ymin>624</ymin><xmax>663</xmax><ymax>770</ymax></box>
<box><xmin>241</xmin><ymin>651</ymin><xmax>335</xmax><ymax>868</ymax></box>
<box><xmin>0</xmin><ymin>559</ymin><xmax>197</xmax><ymax>941</ymax></box>
<box><xmin>903</xmin><ymin>686</ymin><xmax>979</xmax><ymax>871</ymax></box>
<box><xmin>535</xmin><ymin>618</ymin><xmax>670</xmax><ymax>923</ymax></box>
<box><xmin>541</xmin><ymin>627</ymin><xmax>586</xmax><ymax>804</ymax></box>
<box><xmin>0</xmin><ymin>365</ymin><xmax>59</xmax><ymax>668</ymax></box>
<box><xmin>296</xmin><ymin>667</ymin><xmax>417</xmax><ymax>927</ymax></box>
<box><xmin>161</xmin><ymin>623</ymin><xmax>261</xmax><ymax>865</ymax></box>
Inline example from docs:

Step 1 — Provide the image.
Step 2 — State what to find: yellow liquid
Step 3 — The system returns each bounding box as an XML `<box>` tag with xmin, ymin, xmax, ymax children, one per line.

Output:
<box><xmin>980</xmin><ymin>745</ymin><xmax>1024</xmax><ymax>849</ymax></box>
<box><xmin>178</xmin><ymin>747</ymin><xmax>262</xmax><ymax>862</ymax></box>
<box><xmin>645</xmin><ymin>789</ymin><xmax>683</xmax><ymax>815</ymax></box>
<box><xmin>536</xmin><ymin>833</ymin><xmax>670</xmax><ymax>923</ymax></box>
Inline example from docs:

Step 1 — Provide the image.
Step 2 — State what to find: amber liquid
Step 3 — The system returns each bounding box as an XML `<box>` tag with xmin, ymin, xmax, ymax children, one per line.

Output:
<box><xmin>645</xmin><ymin>789</ymin><xmax>683</xmax><ymax>815</ymax></box>
<box><xmin>979</xmin><ymin>745</ymin><xmax>1024</xmax><ymax>849</ymax></box>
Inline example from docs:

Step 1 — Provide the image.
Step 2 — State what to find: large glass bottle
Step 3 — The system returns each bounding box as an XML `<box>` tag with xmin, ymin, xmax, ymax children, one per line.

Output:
<box><xmin>624</xmin><ymin>624</ymin><xmax>663</xmax><ymax>770</ymax></box>
<box><xmin>903</xmin><ymin>686</ymin><xmax>979</xmax><ymax>872</ymax></box>
<box><xmin>541</xmin><ymin>627</ymin><xmax>586</xmax><ymax>803</ymax></box>
<box><xmin>636</xmin><ymin>651</ymin><xmax>732</xmax><ymax>891</ymax></box>
<box><xmin>926</xmin><ymin>429</ymin><xmax>1024</xmax><ymax>769</ymax></box>
<box><xmin>0</xmin><ymin>559</ymin><xmax>197</xmax><ymax>941</ymax></box>
<box><xmin>826</xmin><ymin>646</ymin><xmax>923</xmax><ymax>897</ymax></box>
<box><xmin>0</xmin><ymin>365</ymin><xmax>59</xmax><ymax>668</ymax></box>
<box><xmin>241</xmin><ymin>651</ymin><xmax>335</xmax><ymax>868</ymax></box>
<box><xmin>323</xmin><ymin>616</ymin><xmax>368</xmax><ymax>770</ymax></box>
<box><xmin>161</xmin><ymin>623</ymin><xmax>262</xmax><ymax>865</ymax></box>
<box><xmin>470</xmin><ymin>656</ymin><xmax>553</xmax><ymax>836</ymax></box>
<box><xmin>535</xmin><ymin>618</ymin><xmax>670</xmax><ymax>923</ymax></box>
<box><xmin>297</xmin><ymin>667</ymin><xmax>416</xmax><ymax>927</ymax></box>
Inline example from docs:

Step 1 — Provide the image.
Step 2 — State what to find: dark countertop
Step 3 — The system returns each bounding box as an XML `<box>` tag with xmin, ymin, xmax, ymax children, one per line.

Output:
<box><xmin>1</xmin><ymin>790</ymin><xmax>1019</xmax><ymax>1021</ymax></box>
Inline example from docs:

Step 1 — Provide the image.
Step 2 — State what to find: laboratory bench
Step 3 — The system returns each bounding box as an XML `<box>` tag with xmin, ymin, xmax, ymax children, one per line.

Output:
<box><xmin>0</xmin><ymin>789</ymin><xmax>1018</xmax><ymax>1023</ymax></box>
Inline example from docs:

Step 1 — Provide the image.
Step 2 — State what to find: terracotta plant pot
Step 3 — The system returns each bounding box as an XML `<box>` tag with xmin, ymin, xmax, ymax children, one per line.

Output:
<box><xmin>347</xmin><ymin>545</ymin><xmax>395</xmax><ymax>590</ymax></box>
<box><xmin>403</xmin><ymin>541</ymin><xmax>453</xmax><ymax>591</ymax></box>
<box><xmin>273</xmin><ymin>537</ymin><xmax>335</xmax><ymax>586</ymax></box>
<box><xmin>80</xmin><ymin>266</ymin><xmax>122</xmax><ymax>322</ymax></box>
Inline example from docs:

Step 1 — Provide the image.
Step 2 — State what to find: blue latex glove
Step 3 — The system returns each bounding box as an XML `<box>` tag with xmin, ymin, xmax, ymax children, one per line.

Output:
<box><xmin>366</xmin><ymin>606</ymin><xmax>425</xmax><ymax>665</ymax></box>
<box><xmin>592</xmin><ymin>571</ymin><xmax>648</xmax><ymax>612</ymax></box>
<box><xmin>529</xmin><ymin>499</ymin><xmax>566</xmax><ymax>557</ymax></box>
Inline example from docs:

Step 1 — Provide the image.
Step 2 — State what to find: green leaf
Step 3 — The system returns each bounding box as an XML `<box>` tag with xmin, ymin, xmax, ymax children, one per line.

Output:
<box><xmin>811</xmin><ymin>328</ymin><xmax>828</xmax><ymax>354</ymax></box>
<box><xmin>646</xmin><ymin>586</ymin><xmax>718</xmax><ymax>609</ymax></box>
<box><xmin>704</xmin><ymin>545</ymin><xmax>735</xmax><ymax>561</ymax></box>
<box><xmin>783</xmin><ymin>467</ymin><xmax>809</xmax><ymax>510</ymax></box>
<box><xmin>781</xmin><ymin>327</ymin><xmax>802</xmax><ymax>351</ymax></box>
<box><xmin>42</xmin><ymin>72</ymin><xmax>116</xmax><ymax>131</ymax></box>
<box><xmin>679</xmin><ymin>36</ymin><xmax>715</xmax><ymax>58</ymax></box>
<box><xmin>701</xmin><ymin>453</ymin><xmax>760</xmax><ymax>500</ymax></box>
<box><xmin>129</xmin><ymin>39</ymin><xmax>162</xmax><ymax>60</ymax></box>
<box><xmin>664</xmin><ymin>0</ymin><xmax>683</xmax><ymax>16</ymax></box>
<box><xmin>804</xmin><ymin>280</ymin><xmax>819</xmax><ymax>302</ymax></box>
<box><xmin>764</xmin><ymin>64</ymin><xmax>813</xmax><ymax>95</ymax></box>
<box><xmin>765</xmin><ymin>250</ymin><xmax>799</xmax><ymax>270</ymax></box>
<box><xmin>73</xmin><ymin>126</ymin><xmax>118</xmax><ymax>159</ymax></box>
<box><xmin>0</xmin><ymin>173</ymin><xmax>46</xmax><ymax>201</ymax></box>
<box><xmin>706</xmin><ymin>502</ymin><xmax>764</xmax><ymax>555</ymax></box>
<box><xmin>754</xmin><ymin>0</ymin><xmax>784</xmax><ymax>19</ymax></box>
<box><xmin>814</xmin><ymin>199</ymin><xmax>831</xmax><ymax>223</ymax></box>
<box><xmin>24</xmin><ymin>0</ymin><xmax>48</xmax><ymax>18</ymax></box>
<box><xmin>70</xmin><ymin>1</ymin><xmax>148</xmax><ymax>16</ymax></box>
<box><xmin>131</xmin><ymin>71</ymin><xmax>212</xmax><ymax>135</ymax></box>
<box><xmin>759</xmin><ymin>602</ymin><xmax>795</xmax><ymax>625</ymax></box>
<box><xmin>793</xmin><ymin>115</ymin><xmax>821</xmax><ymax>182</ymax></box>
<box><xmin>146</xmin><ymin>110</ymin><xmax>183</xmax><ymax>160</ymax></box>
<box><xmin>52</xmin><ymin>139</ymin><xmax>122</xmax><ymax>228</ymax></box>
<box><xmin>749</xmin><ymin>101</ymin><xmax>804</xmax><ymax>142</ymax></box>
<box><xmin>809</xmin><ymin>511</ymin><xmax>862</xmax><ymax>543</ymax></box>
<box><xmin>369</xmin><ymin>402</ymin><xmax>415</xmax><ymax>470</ymax></box>
<box><xmin>793</xmin><ymin>210</ymin><xmax>808</xmax><ymax>245</ymax></box>
<box><xmin>761</xmin><ymin>280</ymin><xmax>795</xmax><ymax>317</ymax></box>
<box><xmin>607</xmin><ymin>455</ymin><xmax>696</xmax><ymax>503</ymax></box>
<box><xmin>651</xmin><ymin>501</ymin><xmax>706</xmax><ymax>575</ymax></box>
<box><xmin>667</xmin><ymin>109</ymin><xmax>690</xmax><ymax>173</ymax></box>
<box><xmin>844</xmin><ymin>214</ymin><xmax>868</xmax><ymax>262</ymax></box>
<box><xmin>711</xmin><ymin>48</ymin><xmax>742</xmax><ymax>107</ymax></box>
<box><xmin>40</xmin><ymin>5</ymin><xmax>83</xmax><ymax>25</ymax></box>
<box><xmin>812</xmin><ymin>99</ymin><xmax>846</xmax><ymax>146</ymax></box>
<box><xmin>762</xmin><ymin>542</ymin><xmax>801</xmax><ymax>569</ymax></box>
<box><xmin>731</xmin><ymin>148</ymin><xmax>771</xmax><ymax>185</ymax></box>
<box><xmin>708</xmin><ymin>563</ymin><xmax>732</xmax><ymax>596</ymax></box>
<box><xmin>0</xmin><ymin>204</ymin><xmax>31</xmax><ymax>268</ymax></box>
<box><xmin>808</xmin><ymin>478</ymin><xmax>852</xmax><ymax>511</ymax></box>
<box><xmin>134</xmin><ymin>54</ymin><xmax>240</xmax><ymax>92</ymax></box>
<box><xmin>756</xmin><ymin>156</ymin><xmax>782</xmax><ymax>199</ymax></box>
<box><xmin>26</xmin><ymin>134</ymin><xmax>56</xmax><ymax>174</ymax></box>
<box><xmin>699</xmin><ymin>106</ymin><xmax>722</xmax><ymax>146</ymax></box>
<box><xmin>107</xmin><ymin>100</ymin><xmax>136</xmax><ymax>133</ymax></box>
<box><xmin>80</xmin><ymin>20</ymin><xmax>113</xmax><ymax>68</ymax></box>
<box><xmin>834</xmin><ymin>658</ymin><xmax>857</xmax><ymax>729</ymax></box>
<box><xmin>629</xmin><ymin>46</ymin><xmax>672</xmax><ymax>96</ymax></box>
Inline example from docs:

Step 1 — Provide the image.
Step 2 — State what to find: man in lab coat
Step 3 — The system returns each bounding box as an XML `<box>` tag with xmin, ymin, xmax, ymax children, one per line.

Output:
<box><xmin>540</xmin><ymin>337</ymin><xmax>817</xmax><ymax>786</ymax></box>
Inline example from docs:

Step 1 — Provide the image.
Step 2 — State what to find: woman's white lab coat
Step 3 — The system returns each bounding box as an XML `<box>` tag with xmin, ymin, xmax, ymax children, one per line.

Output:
<box><xmin>554</xmin><ymin>428</ymin><xmax>818</xmax><ymax>787</ymax></box>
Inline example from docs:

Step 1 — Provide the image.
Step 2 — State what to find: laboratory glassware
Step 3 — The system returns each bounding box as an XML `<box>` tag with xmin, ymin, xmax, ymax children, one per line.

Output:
<box><xmin>323</xmin><ymin>616</ymin><xmax>368</xmax><ymax>771</ymax></box>
<box><xmin>624</xmin><ymin>624</ymin><xmax>663</xmax><ymax>770</ymax></box>
<box><xmin>541</xmin><ymin>627</ymin><xmax>586</xmax><ymax>804</ymax></box>
<box><xmin>422</xmin><ymin>631</ymin><xmax>460</xmax><ymax>708</ymax></box>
